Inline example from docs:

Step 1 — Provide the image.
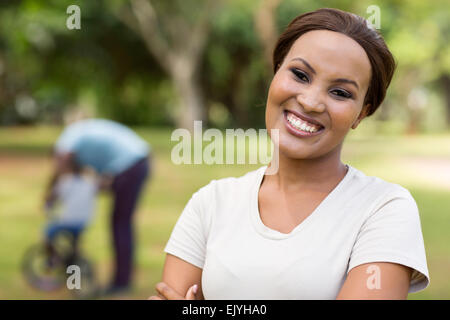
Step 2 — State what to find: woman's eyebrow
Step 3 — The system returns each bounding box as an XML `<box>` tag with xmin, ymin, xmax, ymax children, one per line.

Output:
<box><xmin>291</xmin><ymin>57</ymin><xmax>360</xmax><ymax>90</ymax></box>
<box><xmin>291</xmin><ymin>57</ymin><xmax>316</xmax><ymax>75</ymax></box>
<box><xmin>331</xmin><ymin>78</ymin><xmax>359</xmax><ymax>90</ymax></box>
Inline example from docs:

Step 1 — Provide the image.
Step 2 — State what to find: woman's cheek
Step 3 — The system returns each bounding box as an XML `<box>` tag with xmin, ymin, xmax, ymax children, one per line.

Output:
<box><xmin>269</xmin><ymin>73</ymin><xmax>299</xmax><ymax>105</ymax></box>
<box><xmin>328</xmin><ymin>104</ymin><xmax>359</xmax><ymax>132</ymax></box>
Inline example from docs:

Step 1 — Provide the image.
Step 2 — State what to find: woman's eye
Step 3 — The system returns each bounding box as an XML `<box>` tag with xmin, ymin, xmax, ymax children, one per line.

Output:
<box><xmin>330</xmin><ymin>89</ymin><xmax>352</xmax><ymax>99</ymax></box>
<box><xmin>291</xmin><ymin>69</ymin><xmax>309</xmax><ymax>83</ymax></box>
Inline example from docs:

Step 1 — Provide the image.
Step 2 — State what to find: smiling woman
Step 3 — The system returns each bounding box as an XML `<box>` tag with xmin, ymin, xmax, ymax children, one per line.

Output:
<box><xmin>150</xmin><ymin>8</ymin><xmax>429</xmax><ymax>300</ymax></box>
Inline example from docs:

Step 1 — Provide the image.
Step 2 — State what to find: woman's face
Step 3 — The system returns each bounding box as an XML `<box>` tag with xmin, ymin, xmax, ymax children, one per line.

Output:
<box><xmin>266</xmin><ymin>30</ymin><xmax>372</xmax><ymax>160</ymax></box>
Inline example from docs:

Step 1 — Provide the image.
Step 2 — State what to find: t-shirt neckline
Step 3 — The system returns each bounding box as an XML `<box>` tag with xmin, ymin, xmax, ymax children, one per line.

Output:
<box><xmin>251</xmin><ymin>164</ymin><xmax>356</xmax><ymax>240</ymax></box>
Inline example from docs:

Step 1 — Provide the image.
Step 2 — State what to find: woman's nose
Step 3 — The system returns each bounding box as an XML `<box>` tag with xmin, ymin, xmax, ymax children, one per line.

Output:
<box><xmin>296</xmin><ymin>87</ymin><xmax>326</xmax><ymax>113</ymax></box>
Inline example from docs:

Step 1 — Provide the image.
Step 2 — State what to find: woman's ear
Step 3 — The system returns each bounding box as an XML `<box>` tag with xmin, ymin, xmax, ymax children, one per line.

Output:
<box><xmin>351</xmin><ymin>104</ymin><xmax>370</xmax><ymax>129</ymax></box>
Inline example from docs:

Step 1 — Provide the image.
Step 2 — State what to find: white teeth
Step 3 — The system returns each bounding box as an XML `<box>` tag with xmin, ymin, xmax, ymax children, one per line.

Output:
<box><xmin>286</xmin><ymin>112</ymin><xmax>319</xmax><ymax>133</ymax></box>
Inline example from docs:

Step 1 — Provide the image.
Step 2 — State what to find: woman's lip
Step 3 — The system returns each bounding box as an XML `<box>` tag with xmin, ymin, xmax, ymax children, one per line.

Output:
<box><xmin>285</xmin><ymin>109</ymin><xmax>324</xmax><ymax>127</ymax></box>
<box><xmin>283</xmin><ymin>110</ymin><xmax>325</xmax><ymax>138</ymax></box>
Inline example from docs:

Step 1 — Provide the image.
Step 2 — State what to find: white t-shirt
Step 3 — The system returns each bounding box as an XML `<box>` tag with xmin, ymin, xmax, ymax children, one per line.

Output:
<box><xmin>53</xmin><ymin>174</ymin><xmax>97</xmax><ymax>225</ymax></box>
<box><xmin>164</xmin><ymin>165</ymin><xmax>430</xmax><ymax>299</ymax></box>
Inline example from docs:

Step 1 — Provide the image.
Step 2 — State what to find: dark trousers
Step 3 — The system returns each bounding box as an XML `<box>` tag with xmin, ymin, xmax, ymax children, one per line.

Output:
<box><xmin>111</xmin><ymin>155</ymin><xmax>151</xmax><ymax>287</ymax></box>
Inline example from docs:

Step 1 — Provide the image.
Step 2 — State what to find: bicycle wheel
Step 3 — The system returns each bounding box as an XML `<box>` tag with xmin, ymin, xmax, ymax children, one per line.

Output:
<box><xmin>22</xmin><ymin>243</ymin><xmax>67</xmax><ymax>291</ymax></box>
<box><xmin>53</xmin><ymin>231</ymin><xmax>77</xmax><ymax>260</ymax></box>
<box><xmin>67</xmin><ymin>256</ymin><xmax>98</xmax><ymax>299</ymax></box>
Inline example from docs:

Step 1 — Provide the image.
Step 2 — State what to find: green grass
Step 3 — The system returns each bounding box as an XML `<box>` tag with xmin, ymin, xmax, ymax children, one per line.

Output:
<box><xmin>0</xmin><ymin>125</ymin><xmax>449</xmax><ymax>299</ymax></box>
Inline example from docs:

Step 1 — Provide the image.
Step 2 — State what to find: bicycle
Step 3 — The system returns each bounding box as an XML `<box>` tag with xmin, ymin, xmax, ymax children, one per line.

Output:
<box><xmin>22</xmin><ymin>227</ymin><xmax>98</xmax><ymax>299</ymax></box>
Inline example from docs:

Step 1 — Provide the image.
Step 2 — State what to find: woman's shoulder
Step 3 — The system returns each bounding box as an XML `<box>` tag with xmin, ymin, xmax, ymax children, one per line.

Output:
<box><xmin>181</xmin><ymin>166</ymin><xmax>265</xmax><ymax>222</ymax></box>
<box><xmin>349</xmin><ymin>165</ymin><xmax>417</xmax><ymax>206</ymax></box>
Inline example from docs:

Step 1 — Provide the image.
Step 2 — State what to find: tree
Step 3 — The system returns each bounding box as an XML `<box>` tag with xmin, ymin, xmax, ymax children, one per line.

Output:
<box><xmin>253</xmin><ymin>0</ymin><xmax>282</xmax><ymax>70</ymax></box>
<box><xmin>115</xmin><ymin>0</ymin><xmax>218</xmax><ymax>131</ymax></box>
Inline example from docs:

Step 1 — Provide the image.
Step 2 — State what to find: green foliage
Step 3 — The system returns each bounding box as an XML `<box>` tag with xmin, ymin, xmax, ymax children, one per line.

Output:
<box><xmin>0</xmin><ymin>0</ymin><xmax>448</xmax><ymax>131</ymax></box>
<box><xmin>0</xmin><ymin>0</ymin><xmax>170</xmax><ymax>125</ymax></box>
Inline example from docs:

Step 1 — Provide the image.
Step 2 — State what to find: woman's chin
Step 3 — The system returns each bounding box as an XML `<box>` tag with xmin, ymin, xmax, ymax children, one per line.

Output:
<box><xmin>268</xmin><ymin>125</ymin><xmax>329</xmax><ymax>160</ymax></box>
<box><xmin>277</xmin><ymin>141</ymin><xmax>319</xmax><ymax>160</ymax></box>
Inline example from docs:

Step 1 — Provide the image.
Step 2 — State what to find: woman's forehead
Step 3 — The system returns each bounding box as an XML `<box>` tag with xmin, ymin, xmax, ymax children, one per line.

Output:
<box><xmin>286</xmin><ymin>30</ymin><xmax>372</xmax><ymax>87</ymax></box>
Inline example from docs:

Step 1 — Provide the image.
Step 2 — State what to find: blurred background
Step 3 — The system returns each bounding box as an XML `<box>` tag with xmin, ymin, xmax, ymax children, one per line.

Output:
<box><xmin>0</xmin><ymin>0</ymin><xmax>449</xmax><ymax>299</ymax></box>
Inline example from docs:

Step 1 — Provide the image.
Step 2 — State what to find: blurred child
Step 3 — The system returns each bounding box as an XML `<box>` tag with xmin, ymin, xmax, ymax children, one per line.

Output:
<box><xmin>44</xmin><ymin>171</ymin><xmax>98</xmax><ymax>254</ymax></box>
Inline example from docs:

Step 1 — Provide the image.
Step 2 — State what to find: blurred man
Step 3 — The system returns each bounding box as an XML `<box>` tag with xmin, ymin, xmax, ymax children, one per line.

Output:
<box><xmin>45</xmin><ymin>118</ymin><xmax>152</xmax><ymax>295</ymax></box>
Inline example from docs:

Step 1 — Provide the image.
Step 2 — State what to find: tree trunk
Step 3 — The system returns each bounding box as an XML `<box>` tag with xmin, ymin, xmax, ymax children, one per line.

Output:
<box><xmin>118</xmin><ymin>0</ymin><xmax>214</xmax><ymax>132</ymax></box>
<box><xmin>173</xmin><ymin>69</ymin><xmax>207</xmax><ymax>131</ymax></box>
<box><xmin>406</xmin><ymin>109</ymin><xmax>420</xmax><ymax>134</ymax></box>
<box><xmin>254</xmin><ymin>0</ymin><xmax>282</xmax><ymax>70</ymax></box>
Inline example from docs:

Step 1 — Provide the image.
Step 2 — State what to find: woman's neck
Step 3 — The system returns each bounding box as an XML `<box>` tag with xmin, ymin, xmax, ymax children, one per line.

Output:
<box><xmin>266</xmin><ymin>147</ymin><xmax>347</xmax><ymax>193</ymax></box>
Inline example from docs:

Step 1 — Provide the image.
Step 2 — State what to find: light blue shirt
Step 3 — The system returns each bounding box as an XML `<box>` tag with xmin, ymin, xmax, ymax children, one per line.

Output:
<box><xmin>55</xmin><ymin>119</ymin><xmax>150</xmax><ymax>175</ymax></box>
